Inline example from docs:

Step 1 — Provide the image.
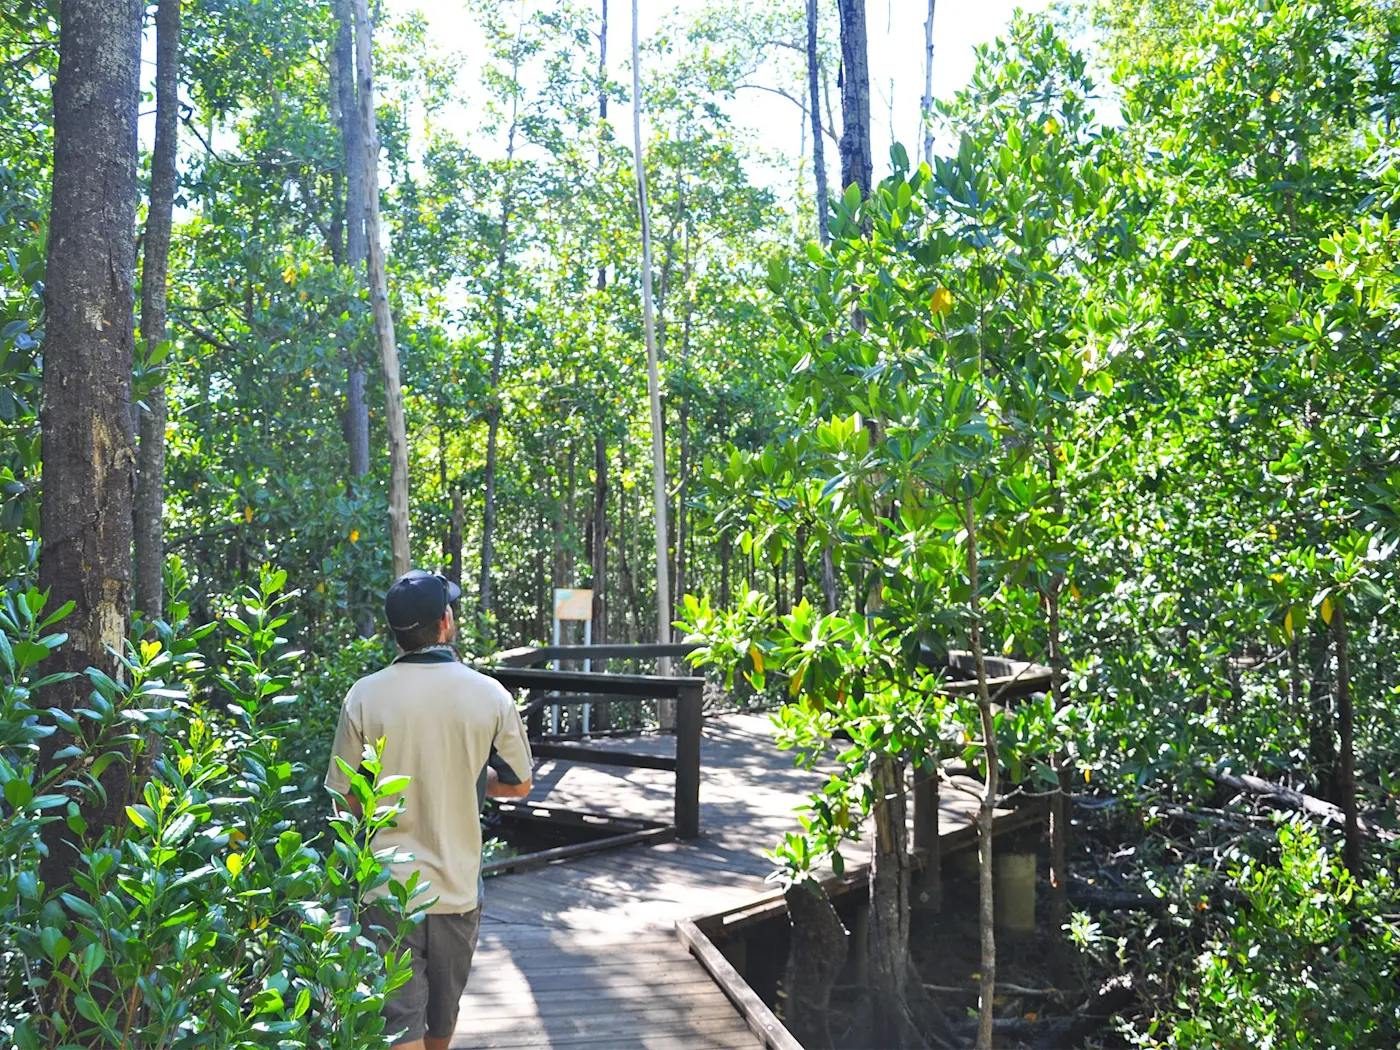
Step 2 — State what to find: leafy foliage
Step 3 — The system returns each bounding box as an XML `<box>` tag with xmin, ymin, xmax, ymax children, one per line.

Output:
<box><xmin>0</xmin><ymin>570</ymin><xmax>424</xmax><ymax>1048</ymax></box>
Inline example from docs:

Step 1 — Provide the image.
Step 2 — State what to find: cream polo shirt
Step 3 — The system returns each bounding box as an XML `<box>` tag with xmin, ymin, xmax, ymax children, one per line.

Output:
<box><xmin>324</xmin><ymin>651</ymin><xmax>533</xmax><ymax>914</ymax></box>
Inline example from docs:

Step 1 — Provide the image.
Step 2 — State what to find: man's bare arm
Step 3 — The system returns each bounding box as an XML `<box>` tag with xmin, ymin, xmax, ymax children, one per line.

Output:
<box><xmin>486</xmin><ymin>766</ymin><xmax>532</xmax><ymax>799</ymax></box>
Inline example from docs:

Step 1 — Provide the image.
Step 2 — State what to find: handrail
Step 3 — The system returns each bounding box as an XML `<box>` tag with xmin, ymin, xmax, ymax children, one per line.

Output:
<box><xmin>485</xmin><ymin>665</ymin><xmax>700</xmax><ymax>699</ymax></box>
<box><xmin>492</xmin><ymin>641</ymin><xmax>701</xmax><ymax>667</ymax></box>
<box><xmin>481</xmin><ymin>663</ymin><xmax>704</xmax><ymax>839</ymax></box>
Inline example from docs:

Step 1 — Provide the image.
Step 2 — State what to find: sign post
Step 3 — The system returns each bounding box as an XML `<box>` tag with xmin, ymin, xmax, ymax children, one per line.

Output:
<box><xmin>552</xmin><ymin>588</ymin><xmax>594</xmax><ymax>735</ymax></box>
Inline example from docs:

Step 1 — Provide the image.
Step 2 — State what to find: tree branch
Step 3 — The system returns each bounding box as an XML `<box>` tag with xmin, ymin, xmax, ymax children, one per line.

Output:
<box><xmin>735</xmin><ymin>83</ymin><xmax>841</xmax><ymax>145</ymax></box>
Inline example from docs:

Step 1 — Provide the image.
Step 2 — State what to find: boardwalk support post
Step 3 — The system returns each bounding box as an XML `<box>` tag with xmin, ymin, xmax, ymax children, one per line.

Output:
<box><xmin>676</xmin><ymin>677</ymin><xmax>703</xmax><ymax>838</ymax></box>
<box><xmin>912</xmin><ymin>753</ymin><xmax>941</xmax><ymax>910</ymax></box>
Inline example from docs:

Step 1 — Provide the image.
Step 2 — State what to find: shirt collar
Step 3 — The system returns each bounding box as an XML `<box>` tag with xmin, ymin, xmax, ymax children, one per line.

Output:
<box><xmin>392</xmin><ymin>643</ymin><xmax>461</xmax><ymax>665</ymax></box>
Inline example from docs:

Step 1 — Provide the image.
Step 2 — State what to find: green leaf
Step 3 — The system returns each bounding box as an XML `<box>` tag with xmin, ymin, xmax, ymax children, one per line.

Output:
<box><xmin>4</xmin><ymin>778</ymin><xmax>33</xmax><ymax>809</ymax></box>
<box><xmin>39</xmin><ymin>926</ymin><xmax>71</xmax><ymax>963</ymax></box>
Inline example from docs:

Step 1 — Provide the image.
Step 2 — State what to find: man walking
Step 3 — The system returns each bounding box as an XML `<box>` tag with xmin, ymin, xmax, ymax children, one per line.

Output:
<box><xmin>326</xmin><ymin>569</ymin><xmax>533</xmax><ymax>1050</ymax></box>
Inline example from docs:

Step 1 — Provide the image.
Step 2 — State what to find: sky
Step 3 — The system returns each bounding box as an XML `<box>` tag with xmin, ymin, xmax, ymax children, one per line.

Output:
<box><xmin>379</xmin><ymin>0</ymin><xmax>1055</xmax><ymax>195</ymax></box>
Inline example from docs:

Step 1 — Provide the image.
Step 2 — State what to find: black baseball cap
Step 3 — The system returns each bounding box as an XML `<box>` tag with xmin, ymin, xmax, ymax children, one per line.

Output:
<box><xmin>385</xmin><ymin>569</ymin><xmax>462</xmax><ymax>631</ymax></box>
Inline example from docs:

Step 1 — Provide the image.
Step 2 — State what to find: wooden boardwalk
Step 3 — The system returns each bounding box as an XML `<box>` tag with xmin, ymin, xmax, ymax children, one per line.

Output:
<box><xmin>451</xmin><ymin>712</ymin><xmax>990</xmax><ymax>1050</ymax></box>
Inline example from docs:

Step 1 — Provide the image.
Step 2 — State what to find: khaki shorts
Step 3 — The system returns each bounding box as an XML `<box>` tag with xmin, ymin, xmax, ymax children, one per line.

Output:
<box><xmin>377</xmin><ymin>907</ymin><xmax>482</xmax><ymax>1044</ymax></box>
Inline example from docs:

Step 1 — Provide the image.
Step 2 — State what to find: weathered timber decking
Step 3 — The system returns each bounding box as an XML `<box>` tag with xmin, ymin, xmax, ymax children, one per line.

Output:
<box><xmin>451</xmin><ymin>712</ymin><xmax>999</xmax><ymax>1050</ymax></box>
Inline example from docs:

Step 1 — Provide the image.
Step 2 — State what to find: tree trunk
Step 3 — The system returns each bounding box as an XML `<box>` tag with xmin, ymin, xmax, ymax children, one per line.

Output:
<box><xmin>619</xmin><ymin>441</ymin><xmax>637</xmax><ymax>642</ymax></box>
<box><xmin>920</xmin><ymin>0</ymin><xmax>936</xmax><ymax>167</ymax></box>
<box><xmin>597</xmin><ymin>0</ymin><xmax>609</xmax><ymax>289</ymax></box>
<box><xmin>328</xmin><ymin>41</ymin><xmax>345</xmax><ymax>265</ymax></box>
<box><xmin>1333</xmin><ymin>599</ymin><xmax>1360</xmax><ymax>876</ymax></box>
<box><xmin>965</xmin><ymin>495</ymin><xmax>997</xmax><ymax>1050</ymax></box>
<box><xmin>631</xmin><ymin>0</ymin><xmax>671</xmax><ymax>672</ymax></box>
<box><xmin>835</xmin><ymin>0</ymin><xmax>872</xmax><ymax>199</ymax></box>
<box><xmin>805</xmin><ymin>0</ymin><xmax>830</xmax><ymax>245</ymax></box>
<box><xmin>1306</xmin><ymin>623</ymin><xmax>1337</xmax><ymax>801</ymax></box>
<box><xmin>448</xmin><ymin>489</ymin><xmax>463</xmax><ymax>586</ymax></box>
<box><xmin>552</xmin><ymin>458</ymin><xmax>567</xmax><ymax>590</ymax></box>
<box><xmin>592</xmin><ymin>436</ymin><xmax>608</xmax><ymax>641</ymax></box>
<box><xmin>437</xmin><ymin>414</ymin><xmax>459</xmax><ymax>585</ymax></box>
<box><xmin>867</xmin><ymin>753</ymin><xmax>927</xmax><ymax>1048</ymax></box>
<box><xmin>912</xmin><ymin>754</ymin><xmax>942</xmax><ymax>911</ymax></box>
<box><xmin>1045</xmin><ymin>441</ymin><xmax>1070</xmax><ymax>944</ymax></box>
<box><xmin>355</xmin><ymin>0</ymin><xmax>411</xmax><ymax>579</ymax></box>
<box><xmin>783</xmin><ymin>878</ymin><xmax>848</xmax><ymax>1049</ymax></box>
<box><xmin>593</xmin><ymin>1</ymin><xmax>610</xmax><ymax>638</ymax></box>
<box><xmin>719</xmin><ymin>530</ymin><xmax>731</xmax><ymax>609</ymax></box>
<box><xmin>38</xmin><ymin>0</ymin><xmax>142</xmax><ymax>886</ymax></box>
<box><xmin>534</xmin><ymin>501</ymin><xmax>547</xmax><ymax>642</ymax></box>
<box><xmin>333</xmin><ymin>0</ymin><xmax>370</xmax><ymax>481</ymax></box>
<box><xmin>134</xmin><ymin>0</ymin><xmax>179</xmax><ymax>623</ymax></box>
<box><xmin>565</xmin><ymin>444</ymin><xmax>577</xmax><ymax>583</ymax></box>
<box><xmin>675</xmin><ymin>314</ymin><xmax>691</xmax><ymax>619</ymax></box>
<box><xmin>794</xmin><ymin>525</ymin><xmax>807</xmax><ymax>608</ymax></box>
<box><xmin>1047</xmin><ymin>581</ymin><xmax>1071</xmax><ymax>940</ymax></box>
<box><xmin>1289</xmin><ymin>630</ymin><xmax>1303</xmax><ymax>716</ymax></box>
<box><xmin>480</xmin><ymin>15</ymin><xmax>525</xmax><ymax>624</ymax></box>
<box><xmin>822</xmin><ymin>545</ymin><xmax>838</xmax><ymax>612</ymax></box>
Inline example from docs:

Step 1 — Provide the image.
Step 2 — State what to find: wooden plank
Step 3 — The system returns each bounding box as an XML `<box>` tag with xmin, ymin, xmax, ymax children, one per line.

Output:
<box><xmin>464</xmin><ymin>976</ymin><xmax>724</xmax><ymax>1002</ymax></box>
<box><xmin>492</xmin><ymin>642</ymin><xmax>701</xmax><ymax>667</ymax></box>
<box><xmin>542</xmin><ymin>724</ymin><xmax>668</xmax><ymax>740</ymax></box>
<box><xmin>491</xmin><ymin>800</ymin><xmax>662</xmax><ymax>832</ymax></box>
<box><xmin>468</xmin><ymin>943</ymin><xmax>696</xmax><ymax>965</ymax></box>
<box><xmin>675</xmin><ymin>681</ymin><xmax>703</xmax><ymax>839</ymax></box>
<box><xmin>565</xmin><ymin>849</ymin><xmax>768</xmax><ymax>886</ymax></box>
<box><xmin>490</xmin><ymin>645</ymin><xmax>543</xmax><ymax>667</ymax></box>
<box><xmin>465</xmin><ymin>967</ymin><xmax>732</xmax><ymax>994</ymax></box>
<box><xmin>527</xmin><ymin>693</ymin><xmax>663</xmax><ymax>710</ymax></box>
<box><xmin>483</xmin><ymin>826</ymin><xmax>676</xmax><ymax>876</ymax></box>
<box><xmin>465</xmin><ymin>958</ymin><xmax>714</xmax><ymax>982</ymax></box>
<box><xmin>676</xmin><ymin>918</ymin><xmax>803</xmax><ymax>1050</ymax></box>
<box><xmin>489</xmin><ymin>867</ymin><xmax>752</xmax><ymax>916</ymax></box>
<box><xmin>456</xmin><ymin>1019</ymin><xmax>758</xmax><ymax>1045</ymax></box>
<box><xmin>531</xmin><ymin>741</ymin><xmax>678</xmax><ymax>771</ymax></box>
<box><xmin>486</xmin><ymin>666</ymin><xmax>697</xmax><ymax>699</ymax></box>
<box><xmin>452</xmin><ymin>1029</ymin><xmax>759</xmax><ymax>1050</ymax></box>
<box><xmin>463</xmin><ymin>1003</ymin><xmax>760</xmax><ymax>1030</ymax></box>
<box><xmin>461</xmin><ymin>980</ymin><xmax>727</xmax><ymax>1007</ymax></box>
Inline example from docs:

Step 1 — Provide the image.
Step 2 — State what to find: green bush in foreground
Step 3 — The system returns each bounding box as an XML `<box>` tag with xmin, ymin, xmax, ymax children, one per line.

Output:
<box><xmin>1130</xmin><ymin>824</ymin><xmax>1400</xmax><ymax>1050</ymax></box>
<box><xmin>0</xmin><ymin>568</ymin><xmax>424</xmax><ymax>1049</ymax></box>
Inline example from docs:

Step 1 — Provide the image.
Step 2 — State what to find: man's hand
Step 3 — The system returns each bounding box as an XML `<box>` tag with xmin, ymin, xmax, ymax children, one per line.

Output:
<box><xmin>486</xmin><ymin>765</ymin><xmax>531</xmax><ymax>800</ymax></box>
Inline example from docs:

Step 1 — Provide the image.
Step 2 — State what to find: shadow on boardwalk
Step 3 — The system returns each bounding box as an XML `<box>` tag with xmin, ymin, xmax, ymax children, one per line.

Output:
<box><xmin>450</xmin><ymin>712</ymin><xmax>987</xmax><ymax>1050</ymax></box>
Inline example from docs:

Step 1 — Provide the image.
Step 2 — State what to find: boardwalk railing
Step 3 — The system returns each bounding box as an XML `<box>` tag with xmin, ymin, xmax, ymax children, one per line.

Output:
<box><xmin>484</xmin><ymin>643</ymin><xmax>705</xmax><ymax>841</ymax></box>
<box><xmin>481</xmin><ymin>642</ymin><xmax>1050</xmax><ymax>870</ymax></box>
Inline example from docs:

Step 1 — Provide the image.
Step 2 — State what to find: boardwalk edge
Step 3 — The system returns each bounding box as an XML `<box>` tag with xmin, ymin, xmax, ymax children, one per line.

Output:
<box><xmin>676</xmin><ymin>916</ymin><xmax>807</xmax><ymax>1050</ymax></box>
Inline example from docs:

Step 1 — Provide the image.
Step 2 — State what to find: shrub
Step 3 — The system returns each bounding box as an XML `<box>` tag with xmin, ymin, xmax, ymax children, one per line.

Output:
<box><xmin>0</xmin><ymin>567</ymin><xmax>425</xmax><ymax>1049</ymax></box>
<box><xmin>1146</xmin><ymin>824</ymin><xmax>1400</xmax><ymax>1050</ymax></box>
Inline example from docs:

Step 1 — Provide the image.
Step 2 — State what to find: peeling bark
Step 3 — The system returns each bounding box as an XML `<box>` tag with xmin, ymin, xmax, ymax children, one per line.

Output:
<box><xmin>835</xmin><ymin>0</ymin><xmax>872</xmax><ymax>198</ymax></box>
<box><xmin>39</xmin><ymin>0</ymin><xmax>142</xmax><ymax>885</ymax></box>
